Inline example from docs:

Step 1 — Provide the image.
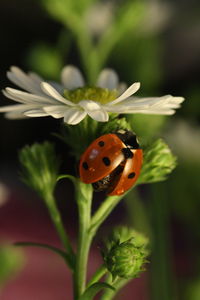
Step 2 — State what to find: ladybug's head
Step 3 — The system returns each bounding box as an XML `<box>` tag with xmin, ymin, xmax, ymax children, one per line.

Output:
<box><xmin>116</xmin><ymin>130</ymin><xmax>139</xmax><ymax>149</ymax></box>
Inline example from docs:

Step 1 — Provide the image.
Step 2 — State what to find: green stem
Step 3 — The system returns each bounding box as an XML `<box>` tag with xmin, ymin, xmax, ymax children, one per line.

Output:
<box><xmin>58</xmin><ymin>10</ymin><xmax>100</xmax><ymax>85</ymax></box>
<box><xmin>45</xmin><ymin>192</ymin><xmax>75</xmax><ymax>269</ymax></box>
<box><xmin>86</xmin><ymin>264</ymin><xmax>107</xmax><ymax>289</ymax></box>
<box><xmin>74</xmin><ymin>183</ymin><xmax>93</xmax><ymax>299</ymax></box>
<box><xmin>78</xmin><ymin>40</ymin><xmax>99</xmax><ymax>85</ymax></box>
<box><xmin>101</xmin><ymin>277</ymin><xmax>131</xmax><ymax>300</ymax></box>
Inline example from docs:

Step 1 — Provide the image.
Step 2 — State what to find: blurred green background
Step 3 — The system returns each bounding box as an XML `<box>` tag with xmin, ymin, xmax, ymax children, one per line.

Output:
<box><xmin>0</xmin><ymin>0</ymin><xmax>200</xmax><ymax>299</ymax></box>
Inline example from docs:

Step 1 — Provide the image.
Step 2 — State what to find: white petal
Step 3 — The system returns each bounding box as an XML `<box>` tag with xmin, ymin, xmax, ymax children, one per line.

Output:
<box><xmin>128</xmin><ymin>95</ymin><xmax>180</xmax><ymax>107</ymax></box>
<box><xmin>2</xmin><ymin>89</ymin><xmax>26</xmax><ymax>104</ymax></box>
<box><xmin>7</xmin><ymin>66</ymin><xmax>44</xmax><ymax>95</ymax></box>
<box><xmin>28</xmin><ymin>72</ymin><xmax>43</xmax><ymax>83</ymax></box>
<box><xmin>41</xmin><ymin>82</ymin><xmax>74</xmax><ymax>106</ymax></box>
<box><xmin>24</xmin><ymin>110</ymin><xmax>48</xmax><ymax>117</ymax></box>
<box><xmin>97</xmin><ymin>69</ymin><xmax>119</xmax><ymax>90</ymax></box>
<box><xmin>5</xmin><ymin>112</ymin><xmax>28</xmax><ymax>119</ymax></box>
<box><xmin>43</xmin><ymin>105</ymin><xmax>67</xmax><ymax>118</ymax></box>
<box><xmin>88</xmin><ymin>109</ymin><xmax>109</xmax><ymax>122</ymax></box>
<box><xmin>79</xmin><ymin>100</ymin><xmax>102</xmax><ymax>111</ymax></box>
<box><xmin>64</xmin><ymin>108</ymin><xmax>87</xmax><ymax>125</ymax></box>
<box><xmin>3</xmin><ymin>88</ymin><xmax>57</xmax><ymax>105</ymax></box>
<box><xmin>105</xmin><ymin>104</ymin><xmax>175</xmax><ymax>115</ymax></box>
<box><xmin>105</xmin><ymin>95</ymin><xmax>185</xmax><ymax>115</ymax></box>
<box><xmin>79</xmin><ymin>100</ymin><xmax>109</xmax><ymax>122</ymax></box>
<box><xmin>61</xmin><ymin>65</ymin><xmax>84</xmax><ymax>90</ymax></box>
<box><xmin>109</xmin><ymin>82</ymin><xmax>140</xmax><ymax>105</ymax></box>
<box><xmin>0</xmin><ymin>103</ymin><xmax>47</xmax><ymax>118</ymax></box>
<box><xmin>162</xmin><ymin>96</ymin><xmax>184</xmax><ymax>108</ymax></box>
<box><xmin>131</xmin><ymin>109</ymin><xmax>175</xmax><ymax>115</ymax></box>
<box><xmin>0</xmin><ymin>104</ymin><xmax>39</xmax><ymax>112</ymax></box>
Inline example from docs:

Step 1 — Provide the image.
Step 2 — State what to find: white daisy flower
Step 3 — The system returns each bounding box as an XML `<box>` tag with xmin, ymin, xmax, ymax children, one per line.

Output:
<box><xmin>0</xmin><ymin>65</ymin><xmax>184</xmax><ymax>125</ymax></box>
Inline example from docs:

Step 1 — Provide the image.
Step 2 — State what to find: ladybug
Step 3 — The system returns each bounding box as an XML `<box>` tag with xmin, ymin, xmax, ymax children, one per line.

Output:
<box><xmin>79</xmin><ymin>130</ymin><xmax>143</xmax><ymax>196</ymax></box>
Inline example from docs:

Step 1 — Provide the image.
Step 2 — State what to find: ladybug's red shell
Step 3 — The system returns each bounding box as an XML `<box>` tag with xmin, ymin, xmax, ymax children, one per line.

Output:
<box><xmin>79</xmin><ymin>133</ymin><xmax>143</xmax><ymax>196</ymax></box>
<box><xmin>108</xmin><ymin>149</ymin><xmax>142</xmax><ymax>195</ymax></box>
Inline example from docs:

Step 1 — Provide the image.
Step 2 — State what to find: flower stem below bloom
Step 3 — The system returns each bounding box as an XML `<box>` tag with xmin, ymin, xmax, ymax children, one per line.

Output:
<box><xmin>101</xmin><ymin>276</ymin><xmax>131</xmax><ymax>300</ymax></box>
<box><xmin>45</xmin><ymin>192</ymin><xmax>75</xmax><ymax>269</ymax></box>
<box><xmin>86</xmin><ymin>264</ymin><xmax>107</xmax><ymax>289</ymax></box>
<box><xmin>74</xmin><ymin>183</ymin><xmax>93</xmax><ymax>299</ymax></box>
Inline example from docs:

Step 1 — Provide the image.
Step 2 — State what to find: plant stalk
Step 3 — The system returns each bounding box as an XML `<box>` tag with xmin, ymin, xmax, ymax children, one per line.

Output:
<box><xmin>86</xmin><ymin>264</ymin><xmax>107</xmax><ymax>289</ymax></box>
<box><xmin>74</xmin><ymin>184</ymin><xmax>93</xmax><ymax>299</ymax></box>
<box><xmin>45</xmin><ymin>192</ymin><xmax>75</xmax><ymax>269</ymax></box>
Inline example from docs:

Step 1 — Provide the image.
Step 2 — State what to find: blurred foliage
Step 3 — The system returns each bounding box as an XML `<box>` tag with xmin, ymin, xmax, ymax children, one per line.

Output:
<box><xmin>26</xmin><ymin>43</ymin><xmax>63</xmax><ymax>80</ymax></box>
<box><xmin>0</xmin><ymin>245</ymin><xmax>24</xmax><ymax>290</ymax></box>
<box><xmin>127</xmin><ymin>114</ymin><xmax>166</xmax><ymax>145</ymax></box>
<box><xmin>185</xmin><ymin>277</ymin><xmax>200</xmax><ymax>300</ymax></box>
<box><xmin>164</xmin><ymin>120</ymin><xmax>200</xmax><ymax>231</ymax></box>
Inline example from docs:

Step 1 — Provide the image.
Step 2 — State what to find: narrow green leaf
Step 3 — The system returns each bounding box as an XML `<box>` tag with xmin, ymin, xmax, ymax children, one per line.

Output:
<box><xmin>14</xmin><ymin>242</ymin><xmax>68</xmax><ymax>264</ymax></box>
<box><xmin>79</xmin><ymin>282</ymin><xmax>115</xmax><ymax>300</ymax></box>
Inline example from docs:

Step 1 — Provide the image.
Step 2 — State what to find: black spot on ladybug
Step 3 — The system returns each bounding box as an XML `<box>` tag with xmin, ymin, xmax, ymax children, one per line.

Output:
<box><xmin>122</xmin><ymin>148</ymin><xmax>134</xmax><ymax>159</ymax></box>
<box><xmin>82</xmin><ymin>162</ymin><xmax>89</xmax><ymax>170</ymax></box>
<box><xmin>128</xmin><ymin>172</ymin><xmax>136</xmax><ymax>179</ymax></box>
<box><xmin>102</xmin><ymin>157</ymin><xmax>111</xmax><ymax>166</ymax></box>
<box><xmin>98</xmin><ymin>141</ymin><xmax>105</xmax><ymax>147</ymax></box>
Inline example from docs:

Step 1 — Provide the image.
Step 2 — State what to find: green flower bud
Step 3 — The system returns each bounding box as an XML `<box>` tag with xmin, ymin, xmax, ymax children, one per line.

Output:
<box><xmin>103</xmin><ymin>226</ymin><xmax>149</xmax><ymax>279</ymax></box>
<box><xmin>104</xmin><ymin>239</ymin><xmax>147</xmax><ymax>279</ymax></box>
<box><xmin>138</xmin><ymin>138</ymin><xmax>177</xmax><ymax>184</ymax></box>
<box><xmin>105</xmin><ymin>226</ymin><xmax>149</xmax><ymax>253</ymax></box>
<box><xmin>19</xmin><ymin>142</ymin><xmax>60</xmax><ymax>198</ymax></box>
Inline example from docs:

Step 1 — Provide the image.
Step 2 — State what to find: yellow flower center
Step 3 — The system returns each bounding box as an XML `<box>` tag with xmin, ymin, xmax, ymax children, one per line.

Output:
<box><xmin>63</xmin><ymin>87</ymin><xmax>118</xmax><ymax>104</ymax></box>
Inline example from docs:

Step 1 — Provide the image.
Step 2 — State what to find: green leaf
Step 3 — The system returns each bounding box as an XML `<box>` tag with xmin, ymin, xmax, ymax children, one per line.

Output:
<box><xmin>14</xmin><ymin>242</ymin><xmax>68</xmax><ymax>264</ymax></box>
<box><xmin>79</xmin><ymin>282</ymin><xmax>115</xmax><ymax>300</ymax></box>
